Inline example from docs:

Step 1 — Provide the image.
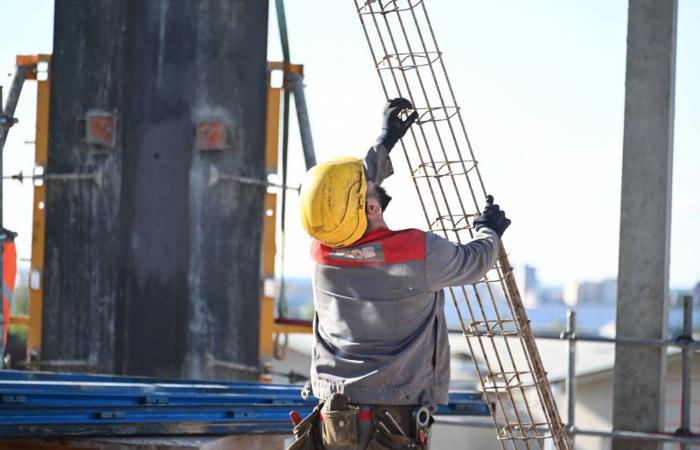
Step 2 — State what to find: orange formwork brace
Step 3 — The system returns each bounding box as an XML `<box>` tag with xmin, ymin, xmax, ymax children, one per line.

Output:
<box><xmin>6</xmin><ymin>55</ymin><xmax>51</xmax><ymax>363</ymax></box>
<box><xmin>27</xmin><ymin>55</ymin><xmax>51</xmax><ymax>363</ymax></box>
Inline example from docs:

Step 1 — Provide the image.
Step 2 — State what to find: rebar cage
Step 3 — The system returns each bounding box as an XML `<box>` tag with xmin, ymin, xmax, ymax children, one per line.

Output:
<box><xmin>353</xmin><ymin>1</ymin><xmax>570</xmax><ymax>449</ymax></box>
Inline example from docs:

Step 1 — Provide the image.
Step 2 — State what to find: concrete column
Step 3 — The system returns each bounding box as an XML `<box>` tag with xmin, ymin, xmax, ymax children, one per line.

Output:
<box><xmin>612</xmin><ymin>1</ymin><xmax>677</xmax><ymax>449</ymax></box>
<box><xmin>43</xmin><ymin>0</ymin><xmax>268</xmax><ymax>379</ymax></box>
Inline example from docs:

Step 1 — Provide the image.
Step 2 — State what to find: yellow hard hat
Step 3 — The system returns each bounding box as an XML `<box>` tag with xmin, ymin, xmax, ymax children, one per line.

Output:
<box><xmin>299</xmin><ymin>157</ymin><xmax>367</xmax><ymax>248</ymax></box>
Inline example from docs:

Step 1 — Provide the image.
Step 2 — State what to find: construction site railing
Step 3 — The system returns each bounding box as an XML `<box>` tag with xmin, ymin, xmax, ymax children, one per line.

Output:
<box><xmin>443</xmin><ymin>295</ymin><xmax>698</xmax><ymax>448</ymax></box>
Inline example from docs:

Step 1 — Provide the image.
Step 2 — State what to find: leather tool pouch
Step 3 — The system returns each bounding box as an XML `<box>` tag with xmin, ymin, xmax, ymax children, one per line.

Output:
<box><xmin>366</xmin><ymin>422</ymin><xmax>416</xmax><ymax>450</ymax></box>
<box><xmin>366</xmin><ymin>408</ymin><xmax>428</xmax><ymax>450</ymax></box>
<box><xmin>367</xmin><ymin>427</ymin><xmax>428</xmax><ymax>450</ymax></box>
<box><xmin>320</xmin><ymin>393</ymin><xmax>359</xmax><ymax>448</ymax></box>
<box><xmin>287</xmin><ymin>404</ymin><xmax>324</xmax><ymax>450</ymax></box>
<box><xmin>321</xmin><ymin>409</ymin><xmax>359</xmax><ymax>447</ymax></box>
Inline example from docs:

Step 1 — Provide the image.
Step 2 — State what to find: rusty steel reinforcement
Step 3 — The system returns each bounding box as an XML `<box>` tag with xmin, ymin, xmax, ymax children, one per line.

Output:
<box><xmin>353</xmin><ymin>1</ymin><xmax>569</xmax><ymax>449</ymax></box>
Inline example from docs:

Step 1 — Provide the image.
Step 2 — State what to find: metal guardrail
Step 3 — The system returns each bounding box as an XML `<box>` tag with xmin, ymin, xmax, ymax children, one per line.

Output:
<box><xmin>559</xmin><ymin>296</ymin><xmax>698</xmax><ymax>448</ymax></box>
<box><xmin>447</xmin><ymin>295</ymin><xmax>698</xmax><ymax>447</ymax></box>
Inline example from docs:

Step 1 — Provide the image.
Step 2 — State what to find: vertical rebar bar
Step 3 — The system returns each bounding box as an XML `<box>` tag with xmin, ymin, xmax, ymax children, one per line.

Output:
<box><xmin>678</xmin><ymin>295</ymin><xmax>693</xmax><ymax>450</ymax></box>
<box><xmin>565</xmin><ymin>310</ymin><xmax>576</xmax><ymax>448</ymax></box>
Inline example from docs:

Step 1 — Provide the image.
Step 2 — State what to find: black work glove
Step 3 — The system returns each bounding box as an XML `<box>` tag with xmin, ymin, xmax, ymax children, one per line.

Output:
<box><xmin>376</xmin><ymin>97</ymin><xmax>419</xmax><ymax>152</ymax></box>
<box><xmin>473</xmin><ymin>195</ymin><xmax>511</xmax><ymax>237</ymax></box>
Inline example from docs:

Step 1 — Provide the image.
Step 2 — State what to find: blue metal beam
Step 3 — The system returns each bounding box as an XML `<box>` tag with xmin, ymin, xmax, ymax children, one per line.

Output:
<box><xmin>0</xmin><ymin>371</ymin><xmax>491</xmax><ymax>438</ymax></box>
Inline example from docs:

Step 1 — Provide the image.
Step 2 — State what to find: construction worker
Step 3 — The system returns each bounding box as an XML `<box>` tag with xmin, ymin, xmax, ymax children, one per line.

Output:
<box><xmin>289</xmin><ymin>98</ymin><xmax>510</xmax><ymax>449</ymax></box>
<box><xmin>1</xmin><ymin>228</ymin><xmax>18</xmax><ymax>367</ymax></box>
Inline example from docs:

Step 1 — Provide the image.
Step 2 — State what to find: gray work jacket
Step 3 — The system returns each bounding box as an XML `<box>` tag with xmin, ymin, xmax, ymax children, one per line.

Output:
<box><xmin>309</xmin><ymin>144</ymin><xmax>499</xmax><ymax>406</ymax></box>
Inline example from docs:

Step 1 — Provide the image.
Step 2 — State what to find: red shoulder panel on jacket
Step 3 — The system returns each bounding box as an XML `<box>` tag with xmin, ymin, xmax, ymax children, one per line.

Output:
<box><xmin>311</xmin><ymin>228</ymin><xmax>426</xmax><ymax>266</ymax></box>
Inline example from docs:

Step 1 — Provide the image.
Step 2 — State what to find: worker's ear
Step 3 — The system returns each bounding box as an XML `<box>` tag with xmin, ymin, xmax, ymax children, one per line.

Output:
<box><xmin>366</xmin><ymin>196</ymin><xmax>383</xmax><ymax>217</ymax></box>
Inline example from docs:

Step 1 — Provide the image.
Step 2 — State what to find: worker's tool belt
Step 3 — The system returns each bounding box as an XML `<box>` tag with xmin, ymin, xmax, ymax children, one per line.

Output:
<box><xmin>287</xmin><ymin>393</ymin><xmax>431</xmax><ymax>450</ymax></box>
<box><xmin>288</xmin><ymin>402</ymin><xmax>325</xmax><ymax>450</ymax></box>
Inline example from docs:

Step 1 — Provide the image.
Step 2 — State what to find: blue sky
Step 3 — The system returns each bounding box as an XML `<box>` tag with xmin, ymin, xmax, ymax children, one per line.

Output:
<box><xmin>2</xmin><ymin>1</ymin><xmax>698</xmax><ymax>288</ymax></box>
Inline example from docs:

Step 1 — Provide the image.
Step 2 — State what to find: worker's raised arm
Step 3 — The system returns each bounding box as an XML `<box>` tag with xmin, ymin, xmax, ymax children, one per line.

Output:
<box><xmin>363</xmin><ymin>98</ymin><xmax>418</xmax><ymax>185</ymax></box>
<box><xmin>426</xmin><ymin>196</ymin><xmax>511</xmax><ymax>291</ymax></box>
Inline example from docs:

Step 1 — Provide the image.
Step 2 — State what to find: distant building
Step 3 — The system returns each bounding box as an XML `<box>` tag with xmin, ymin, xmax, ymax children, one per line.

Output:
<box><xmin>538</xmin><ymin>285</ymin><xmax>565</xmax><ymax>305</ymax></box>
<box><xmin>564</xmin><ymin>279</ymin><xmax>617</xmax><ymax>307</ymax></box>
<box><xmin>693</xmin><ymin>282</ymin><xmax>700</xmax><ymax>306</ymax></box>
<box><xmin>515</xmin><ymin>264</ymin><xmax>539</xmax><ymax>307</ymax></box>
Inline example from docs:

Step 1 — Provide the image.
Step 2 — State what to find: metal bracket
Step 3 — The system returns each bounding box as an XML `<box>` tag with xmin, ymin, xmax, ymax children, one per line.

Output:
<box><xmin>85</xmin><ymin>109</ymin><xmax>117</xmax><ymax>148</ymax></box>
<box><xmin>1</xmin><ymin>395</ymin><xmax>27</xmax><ymax>404</ymax></box>
<box><xmin>195</xmin><ymin>120</ymin><xmax>228</xmax><ymax>151</ymax></box>
<box><xmin>3</xmin><ymin>167</ymin><xmax>103</xmax><ymax>188</ymax></box>
<box><xmin>0</xmin><ymin>115</ymin><xmax>18</xmax><ymax>129</ymax></box>
<box><xmin>0</xmin><ymin>229</ymin><xmax>17</xmax><ymax>243</ymax></box>
<box><xmin>142</xmin><ymin>396</ymin><xmax>169</xmax><ymax>405</ymax></box>
<box><xmin>208</xmin><ymin>166</ymin><xmax>299</xmax><ymax>192</ymax></box>
<box><xmin>97</xmin><ymin>411</ymin><xmax>127</xmax><ymax>420</ymax></box>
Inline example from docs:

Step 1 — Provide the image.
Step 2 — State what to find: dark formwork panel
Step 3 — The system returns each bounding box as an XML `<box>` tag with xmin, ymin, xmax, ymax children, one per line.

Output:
<box><xmin>43</xmin><ymin>0</ymin><xmax>269</xmax><ymax>380</ymax></box>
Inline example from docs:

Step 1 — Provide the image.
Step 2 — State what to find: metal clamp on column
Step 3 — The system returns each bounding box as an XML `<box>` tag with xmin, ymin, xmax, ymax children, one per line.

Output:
<box><xmin>3</xmin><ymin>167</ymin><xmax>103</xmax><ymax>188</ymax></box>
<box><xmin>207</xmin><ymin>166</ymin><xmax>300</xmax><ymax>192</ymax></box>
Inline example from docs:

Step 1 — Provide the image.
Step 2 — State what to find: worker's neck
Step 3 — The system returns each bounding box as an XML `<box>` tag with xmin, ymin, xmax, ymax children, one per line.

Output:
<box><xmin>366</xmin><ymin>217</ymin><xmax>388</xmax><ymax>233</ymax></box>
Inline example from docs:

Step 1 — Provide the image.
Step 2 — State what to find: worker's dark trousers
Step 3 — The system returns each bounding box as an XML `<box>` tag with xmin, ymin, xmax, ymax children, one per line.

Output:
<box><xmin>287</xmin><ymin>402</ymin><xmax>431</xmax><ymax>449</ymax></box>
